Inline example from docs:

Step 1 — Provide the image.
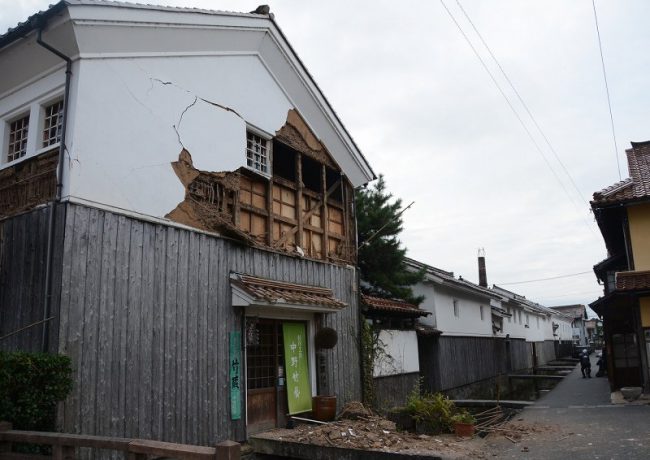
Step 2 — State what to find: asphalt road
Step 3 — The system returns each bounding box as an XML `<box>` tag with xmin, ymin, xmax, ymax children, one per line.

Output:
<box><xmin>486</xmin><ymin>355</ymin><xmax>650</xmax><ymax>459</ymax></box>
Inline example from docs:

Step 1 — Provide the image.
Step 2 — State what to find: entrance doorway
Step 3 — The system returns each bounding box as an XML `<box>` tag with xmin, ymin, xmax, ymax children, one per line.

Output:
<box><xmin>245</xmin><ymin>318</ymin><xmax>289</xmax><ymax>434</ymax></box>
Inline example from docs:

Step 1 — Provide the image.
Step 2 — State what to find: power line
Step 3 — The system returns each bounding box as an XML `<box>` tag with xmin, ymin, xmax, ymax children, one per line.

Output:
<box><xmin>498</xmin><ymin>271</ymin><xmax>592</xmax><ymax>286</ymax></box>
<box><xmin>439</xmin><ymin>0</ymin><xmax>597</xmax><ymax>235</ymax></box>
<box><xmin>591</xmin><ymin>0</ymin><xmax>622</xmax><ymax>180</ymax></box>
<box><xmin>455</xmin><ymin>0</ymin><xmax>588</xmax><ymax>205</ymax></box>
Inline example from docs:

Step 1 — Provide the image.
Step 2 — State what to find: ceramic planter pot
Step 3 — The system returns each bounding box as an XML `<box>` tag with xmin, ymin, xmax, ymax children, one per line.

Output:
<box><xmin>454</xmin><ymin>422</ymin><xmax>475</xmax><ymax>437</ymax></box>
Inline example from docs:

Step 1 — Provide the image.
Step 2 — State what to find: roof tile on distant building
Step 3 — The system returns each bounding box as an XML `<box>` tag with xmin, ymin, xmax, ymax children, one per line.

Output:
<box><xmin>361</xmin><ymin>294</ymin><xmax>430</xmax><ymax>317</ymax></box>
<box><xmin>550</xmin><ymin>304</ymin><xmax>587</xmax><ymax>320</ymax></box>
<box><xmin>405</xmin><ymin>258</ymin><xmax>501</xmax><ymax>300</ymax></box>
<box><xmin>616</xmin><ymin>270</ymin><xmax>650</xmax><ymax>291</ymax></box>
<box><xmin>592</xmin><ymin>141</ymin><xmax>650</xmax><ymax>205</ymax></box>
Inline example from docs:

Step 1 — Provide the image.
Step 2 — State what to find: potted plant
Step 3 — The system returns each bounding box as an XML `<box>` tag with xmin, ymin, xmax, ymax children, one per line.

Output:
<box><xmin>451</xmin><ymin>410</ymin><xmax>476</xmax><ymax>437</ymax></box>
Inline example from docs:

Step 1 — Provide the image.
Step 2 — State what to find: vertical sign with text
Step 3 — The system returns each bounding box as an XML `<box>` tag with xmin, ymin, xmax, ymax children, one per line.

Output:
<box><xmin>229</xmin><ymin>331</ymin><xmax>242</xmax><ymax>420</ymax></box>
<box><xmin>282</xmin><ymin>322</ymin><xmax>312</xmax><ymax>415</ymax></box>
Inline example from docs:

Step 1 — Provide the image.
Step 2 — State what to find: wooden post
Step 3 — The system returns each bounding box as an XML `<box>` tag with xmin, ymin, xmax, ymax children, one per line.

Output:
<box><xmin>214</xmin><ymin>440</ymin><xmax>240</xmax><ymax>460</ymax></box>
<box><xmin>0</xmin><ymin>422</ymin><xmax>12</xmax><ymax>454</ymax></box>
<box><xmin>52</xmin><ymin>445</ymin><xmax>75</xmax><ymax>460</ymax></box>
<box><xmin>321</xmin><ymin>165</ymin><xmax>328</xmax><ymax>260</ymax></box>
<box><xmin>267</xmin><ymin>177</ymin><xmax>274</xmax><ymax>246</ymax></box>
<box><xmin>295</xmin><ymin>153</ymin><xmax>303</xmax><ymax>250</ymax></box>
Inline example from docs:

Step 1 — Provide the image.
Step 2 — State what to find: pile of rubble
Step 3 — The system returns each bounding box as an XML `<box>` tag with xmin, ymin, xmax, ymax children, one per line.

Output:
<box><xmin>272</xmin><ymin>403</ymin><xmax>487</xmax><ymax>458</ymax></box>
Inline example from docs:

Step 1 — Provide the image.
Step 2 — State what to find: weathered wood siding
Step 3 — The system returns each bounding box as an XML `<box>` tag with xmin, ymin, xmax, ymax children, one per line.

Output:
<box><xmin>373</xmin><ymin>372</ymin><xmax>419</xmax><ymax>410</ymax></box>
<box><xmin>557</xmin><ymin>340</ymin><xmax>573</xmax><ymax>359</ymax></box>
<box><xmin>0</xmin><ymin>205</ymin><xmax>64</xmax><ymax>353</ymax></box>
<box><xmin>535</xmin><ymin>340</ymin><xmax>557</xmax><ymax>366</ymax></box>
<box><xmin>56</xmin><ymin>203</ymin><xmax>360</xmax><ymax>444</ymax></box>
<box><xmin>419</xmin><ymin>336</ymin><xmax>539</xmax><ymax>392</ymax></box>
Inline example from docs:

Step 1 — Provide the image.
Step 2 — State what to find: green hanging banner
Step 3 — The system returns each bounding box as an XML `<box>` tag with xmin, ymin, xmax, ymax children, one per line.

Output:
<box><xmin>229</xmin><ymin>331</ymin><xmax>242</xmax><ymax>420</ymax></box>
<box><xmin>282</xmin><ymin>322</ymin><xmax>312</xmax><ymax>415</ymax></box>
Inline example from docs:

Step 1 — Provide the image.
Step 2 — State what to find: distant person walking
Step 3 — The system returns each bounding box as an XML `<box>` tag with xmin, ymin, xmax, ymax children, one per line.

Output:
<box><xmin>580</xmin><ymin>351</ymin><xmax>592</xmax><ymax>378</ymax></box>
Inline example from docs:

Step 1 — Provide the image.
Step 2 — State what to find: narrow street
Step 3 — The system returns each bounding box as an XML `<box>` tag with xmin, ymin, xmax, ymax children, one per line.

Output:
<box><xmin>487</xmin><ymin>356</ymin><xmax>650</xmax><ymax>459</ymax></box>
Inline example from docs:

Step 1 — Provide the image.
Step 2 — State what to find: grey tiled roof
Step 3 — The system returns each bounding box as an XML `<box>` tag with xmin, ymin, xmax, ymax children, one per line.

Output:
<box><xmin>231</xmin><ymin>273</ymin><xmax>347</xmax><ymax>310</ymax></box>
<box><xmin>592</xmin><ymin>141</ymin><xmax>650</xmax><ymax>205</ymax></box>
<box><xmin>362</xmin><ymin>294</ymin><xmax>430</xmax><ymax>317</ymax></box>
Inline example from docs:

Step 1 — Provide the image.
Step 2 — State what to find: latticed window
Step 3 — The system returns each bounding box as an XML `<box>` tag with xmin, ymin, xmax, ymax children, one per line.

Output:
<box><xmin>246</xmin><ymin>131</ymin><xmax>269</xmax><ymax>174</ymax></box>
<box><xmin>7</xmin><ymin>114</ymin><xmax>30</xmax><ymax>162</ymax></box>
<box><xmin>43</xmin><ymin>100</ymin><xmax>63</xmax><ymax>147</ymax></box>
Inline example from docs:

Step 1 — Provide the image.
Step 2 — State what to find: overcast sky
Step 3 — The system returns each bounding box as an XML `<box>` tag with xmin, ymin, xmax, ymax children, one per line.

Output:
<box><xmin>3</xmin><ymin>0</ymin><xmax>649</xmax><ymax>314</ymax></box>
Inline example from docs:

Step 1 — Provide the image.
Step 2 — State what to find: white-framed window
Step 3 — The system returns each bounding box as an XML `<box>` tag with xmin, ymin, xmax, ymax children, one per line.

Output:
<box><xmin>480</xmin><ymin>305</ymin><xmax>484</xmax><ymax>321</ymax></box>
<box><xmin>7</xmin><ymin>113</ymin><xmax>30</xmax><ymax>162</ymax></box>
<box><xmin>506</xmin><ymin>307</ymin><xmax>511</xmax><ymax>323</ymax></box>
<box><xmin>246</xmin><ymin>130</ymin><xmax>270</xmax><ymax>175</ymax></box>
<box><xmin>453</xmin><ymin>299</ymin><xmax>459</xmax><ymax>318</ymax></box>
<box><xmin>2</xmin><ymin>91</ymin><xmax>64</xmax><ymax>166</ymax></box>
<box><xmin>536</xmin><ymin>317</ymin><xmax>540</xmax><ymax>329</ymax></box>
<box><xmin>525</xmin><ymin>313</ymin><xmax>530</xmax><ymax>326</ymax></box>
<box><xmin>518</xmin><ymin>310</ymin><xmax>522</xmax><ymax>325</ymax></box>
<box><xmin>42</xmin><ymin>100</ymin><xmax>63</xmax><ymax>147</ymax></box>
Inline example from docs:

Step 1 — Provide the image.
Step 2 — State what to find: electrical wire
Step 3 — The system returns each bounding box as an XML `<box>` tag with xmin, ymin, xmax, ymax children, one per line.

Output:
<box><xmin>455</xmin><ymin>0</ymin><xmax>588</xmax><ymax>205</ymax></box>
<box><xmin>591</xmin><ymin>0</ymin><xmax>622</xmax><ymax>180</ymax></box>
<box><xmin>498</xmin><ymin>270</ymin><xmax>592</xmax><ymax>286</ymax></box>
<box><xmin>439</xmin><ymin>0</ymin><xmax>597</xmax><ymax>235</ymax></box>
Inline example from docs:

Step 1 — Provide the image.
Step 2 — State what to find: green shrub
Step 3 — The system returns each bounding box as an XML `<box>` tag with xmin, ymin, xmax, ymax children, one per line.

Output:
<box><xmin>0</xmin><ymin>351</ymin><xmax>73</xmax><ymax>431</ymax></box>
<box><xmin>405</xmin><ymin>389</ymin><xmax>456</xmax><ymax>434</ymax></box>
<box><xmin>450</xmin><ymin>409</ymin><xmax>476</xmax><ymax>425</ymax></box>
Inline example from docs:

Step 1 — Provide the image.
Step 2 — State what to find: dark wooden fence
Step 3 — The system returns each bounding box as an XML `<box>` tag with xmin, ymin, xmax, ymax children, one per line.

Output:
<box><xmin>418</xmin><ymin>336</ymin><xmax>559</xmax><ymax>393</ymax></box>
<box><xmin>0</xmin><ymin>205</ymin><xmax>65</xmax><ymax>353</ymax></box>
<box><xmin>54</xmin><ymin>203</ymin><xmax>360</xmax><ymax>444</ymax></box>
<box><xmin>373</xmin><ymin>372</ymin><xmax>420</xmax><ymax>410</ymax></box>
<box><xmin>0</xmin><ymin>422</ymin><xmax>239</xmax><ymax>460</ymax></box>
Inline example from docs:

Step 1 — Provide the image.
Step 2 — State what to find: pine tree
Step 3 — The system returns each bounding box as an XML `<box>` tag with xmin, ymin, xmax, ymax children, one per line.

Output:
<box><xmin>356</xmin><ymin>175</ymin><xmax>424</xmax><ymax>305</ymax></box>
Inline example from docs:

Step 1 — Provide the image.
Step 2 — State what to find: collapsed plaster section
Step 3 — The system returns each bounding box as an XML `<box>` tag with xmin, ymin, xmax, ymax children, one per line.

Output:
<box><xmin>166</xmin><ymin>109</ymin><xmax>356</xmax><ymax>264</ymax></box>
<box><xmin>166</xmin><ymin>149</ymin><xmax>256</xmax><ymax>244</ymax></box>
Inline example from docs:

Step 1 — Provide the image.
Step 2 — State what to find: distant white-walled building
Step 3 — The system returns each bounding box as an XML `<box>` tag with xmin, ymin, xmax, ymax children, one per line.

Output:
<box><xmin>407</xmin><ymin>259</ymin><xmax>504</xmax><ymax>339</ymax></box>
<box><xmin>405</xmin><ymin>256</ymin><xmax>574</xmax><ymax>394</ymax></box>
<box><xmin>550</xmin><ymin>305</ymin><xmax>589</xmax><ymax>346</ymax></box>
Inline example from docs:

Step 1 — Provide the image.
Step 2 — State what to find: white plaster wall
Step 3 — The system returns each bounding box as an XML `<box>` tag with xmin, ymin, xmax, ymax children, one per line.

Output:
<box><xmin>527</xmin><ymin>313</ymin><xmax>546</xmax><ymax>342</ymax></box>
<box><xmin>66</xmin><ymin>55</ymin><xmax>292</xmax><ymax>217</ymax></box>
<box><xmin>502</xmin><ymin>305</ymin><xmax>528</xmax><ymax>340</ymax></box>
<box><xmin>373</xmin><ymin>329</ymin><xmax>419</xmax><ymax>377</ymax></box>
<box><xmin>433</xmin><ymin>286</ymin><xmax>493</xmax><ymax>337</ymax></box>
<box><xmin>411</xmin><ymin>282</ymin><xmax>437</xmax><ymax>328</ymax></box>
<box><xmin>550</xmin><ymin>316</ymin><xmax>573</xmax><ymax>342</ymax></box>
<box><xmin>413</xmin><ymin>281</ymin><xmax>495</xmax><ymax>337</ymax></box>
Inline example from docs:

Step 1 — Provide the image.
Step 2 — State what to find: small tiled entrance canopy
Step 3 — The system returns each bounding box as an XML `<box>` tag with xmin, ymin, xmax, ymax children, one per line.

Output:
<box><xmin>230</xmin><ymin>273</ymin><xmax>347</xmax><ymax>312</ymax></box>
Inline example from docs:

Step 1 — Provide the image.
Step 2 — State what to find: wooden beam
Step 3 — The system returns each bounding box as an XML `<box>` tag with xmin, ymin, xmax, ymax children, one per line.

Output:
<box><xmin>273</xmin><ymin>179</ymin><xmax>340</xmax><ymax>248</ymax></box>
<box><xmin>266</xmin><ymin>177</ymin><xmax>274</xmax><ymax>246</ymax></box>
<box><xmin>321</xmin><ymin>165</ymin><xmax>328</xmax><ymax>260</ymax></box>
<box><xmin>295</xmin><ymin>153</ymin><xmax>303</xmax><ymax>249</ymax></box>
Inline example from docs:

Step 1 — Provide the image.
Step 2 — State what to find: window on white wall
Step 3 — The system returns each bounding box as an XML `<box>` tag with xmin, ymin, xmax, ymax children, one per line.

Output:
<box><xmin>7</xmin><ymin>114</ymin><xmax>29</xmax><ymax>162</ymax></box>
<box><xmin>453</xmin><ymin>299</ymin><xmax>459</xmax><ymax>318</ymax></box>
<box><xmin>480</xmin><ymin>305</ymin><xmax>484</xmax><ymax>321</ymax></box>
<box><xmin>507</xmin><ymin>307</ymin><xmax>511</xmax><ymax>322</ymax></box>
<box><xmin>246</xmin><ymin>130</ymin><xmax>270</xmax><ymax>174</ymax></box>
<box><xmin>536</xmin><ymin>317</ymin><xmax>540</xmax><ymax>329</ymax></box>
<box><xmin>518</xmin><ymin>310</ymin><xmax>522</xmax><ymax>325</ymax></box>
<box><xmin>525</xmin><ymin>313</ymin><xmax>530</xmax><ymax>326</ymax></box>
<box><xmin>42</xmin><ymin>100</ymin><xmax>63</xmax><ymax>147</ymax></box>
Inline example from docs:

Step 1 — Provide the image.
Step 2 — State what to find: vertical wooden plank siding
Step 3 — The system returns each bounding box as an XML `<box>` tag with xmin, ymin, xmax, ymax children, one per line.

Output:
<box><xmin>421</xmin><ymin>336</ymin><xmax>546</xmax><ymax>392</ymax></box>
<box><xmin>57</xmin><ymin>203</ymin><xmax>361</xmax><ymax>444</ymax></box>
<box><xmin>0</xmin><ymin>206</ymin><xmax>63</xmax><ymax>352</ymax></box>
